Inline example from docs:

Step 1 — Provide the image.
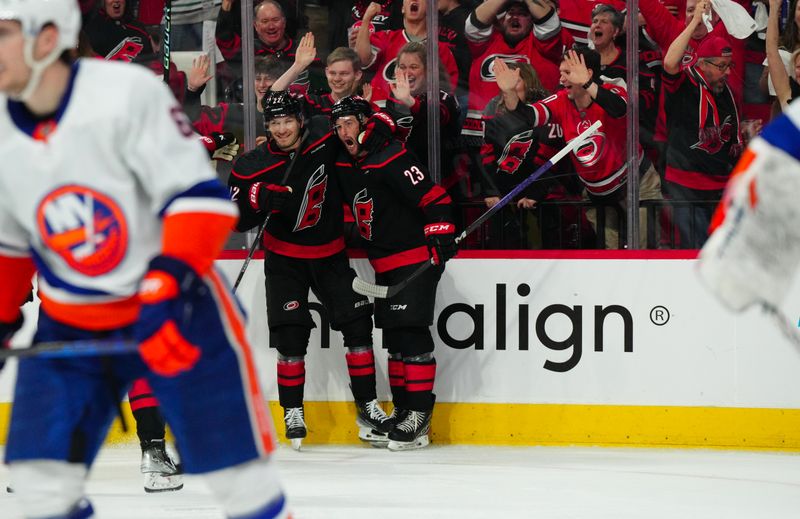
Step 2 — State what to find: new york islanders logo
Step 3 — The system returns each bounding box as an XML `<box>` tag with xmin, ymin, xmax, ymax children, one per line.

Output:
<box><xmin>37</xmin><ymin>185</ymin><xmax>128</xmax><ymax>276</ymax></box>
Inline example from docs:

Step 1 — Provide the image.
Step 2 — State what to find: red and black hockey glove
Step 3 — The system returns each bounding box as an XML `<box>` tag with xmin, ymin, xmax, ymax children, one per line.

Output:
<box><xmin>200</xmin><ymin>132</ymin><xmax>240</xmax><ymax>161</ymax></box>
<box><xmin>135</xmin><ymin>256</ymin><xmax>204</xmax><ymax>377</ymax></box>
<box><xmin>248</xmin><ymin>182</ymin><xmax>293</xmax><ymax>214</ymax></box>
<box><xmin>358</xmin><ymin>112</ymin><xmax>396</xmax><ymax>154</ymax></box>
<box><xmin>0</xmin><ymin>315</ymin><xmax>23</xmax><ymax>372</ymax></box>
<box><xmin>424</xmin><ymin>222</ymin><xmax>458</xmax><ymax>266</ymax></box>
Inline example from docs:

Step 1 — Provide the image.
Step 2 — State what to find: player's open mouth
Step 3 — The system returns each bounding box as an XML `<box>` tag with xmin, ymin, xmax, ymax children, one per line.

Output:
<box><xmin>344</xmin><ymin>137</ymin><xmax>356</xmax><ymax>147</ymax></box>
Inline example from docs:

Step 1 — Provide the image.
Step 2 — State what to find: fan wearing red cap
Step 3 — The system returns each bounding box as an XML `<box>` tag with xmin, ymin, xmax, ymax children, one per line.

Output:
<box><xmin>661</xmin><ymin>1</ymin><xmax>742</xmax><ymax>249</ymax></box>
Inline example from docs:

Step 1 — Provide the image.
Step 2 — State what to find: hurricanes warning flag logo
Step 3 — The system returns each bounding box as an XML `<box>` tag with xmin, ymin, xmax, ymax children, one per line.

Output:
<box><xmin>37</xmin><ymin>185</ymin><xmax>128</xmax><ymax>276</ymax></box>
<box><xmin>354</xmin><ymin>189</ymin><xmax>374</xmax><ymax>241</ymax></box>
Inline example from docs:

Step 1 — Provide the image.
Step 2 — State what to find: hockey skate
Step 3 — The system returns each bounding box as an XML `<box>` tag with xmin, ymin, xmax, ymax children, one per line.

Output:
<box><xmin>140</xmin><ymin>439</ymin><xmax>183</xmax><ymax>493</ymax></box>
<box><xmin>387</xmin><ymin>409</ymin><xmax>432</xmax><ymax>451</ymax></box>
<box><xmin>355</xmin><ymin>399</ymin><xmax>393</xmax><ymax>447</ymax></box>
<box><xmin>284</xmin><ymin>407</ymin><xmax>307</xmax><ymax>451</ymax></box>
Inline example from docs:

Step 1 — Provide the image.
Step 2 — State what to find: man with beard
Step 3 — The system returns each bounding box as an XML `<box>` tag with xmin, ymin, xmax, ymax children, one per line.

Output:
<box><xmin>331</xmin><ymin>96</ymin><xmax>456</xmax><ymax>451</ymax></box>
<box><xmin>227</xmin><ymin>92</ymin><xmax>394</xmax><ymax>450</ymax></box>
<box><xmin>662</xmin><ymin>0</ymin><xmax>742</xmax><ymax>248</ymax></box>
<box><xmin>460</xmin><ymin>0</ymin><xmax>564</xmax><ymax>145</ymax></box>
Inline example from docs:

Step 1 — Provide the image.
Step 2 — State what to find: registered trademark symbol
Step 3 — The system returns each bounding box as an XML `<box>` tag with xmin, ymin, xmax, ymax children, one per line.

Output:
<box><xmin>650</xmin><ymin>306</ymin><xmax>670</xmax><ymax>326</ymax></box>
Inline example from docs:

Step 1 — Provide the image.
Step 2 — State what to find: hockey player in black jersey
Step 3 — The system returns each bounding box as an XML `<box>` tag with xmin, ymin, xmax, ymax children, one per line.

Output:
<box><xmin>331</xmin><ymin>95</ymin><xmax>458</xmax><ymax>451</ymax></box>
<box><xmin>227</xmin><ymin>91</ymin><xmax>393</xmax><ymax>449</ymax></box>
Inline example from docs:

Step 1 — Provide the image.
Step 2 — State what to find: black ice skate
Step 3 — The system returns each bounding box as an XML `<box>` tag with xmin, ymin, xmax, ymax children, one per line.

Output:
<box><xmin>140</xmin><ymin>439</ymin><xmax>183</xmax><ymax>493</ymax></box>
<box><xmin>387</xmin><ymin>409</ymin><xmax>432</xmax><ymax>451</ymax></box>
<box><xmin>284</xmin><ymin>406</ymin><xmax>307</xmax><ymax>451</ymax></box>
<box><xmin>355</xmin><ymin>399</ymin><xmax>393</xmax><ymax>446</ymax></box>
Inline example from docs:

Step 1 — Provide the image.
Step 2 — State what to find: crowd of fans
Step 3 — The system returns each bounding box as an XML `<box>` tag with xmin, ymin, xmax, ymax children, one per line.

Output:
<box><xmin>77</xmin><ymin>0</ymin><xmax>800</xmax><ymax>249</ymax></box>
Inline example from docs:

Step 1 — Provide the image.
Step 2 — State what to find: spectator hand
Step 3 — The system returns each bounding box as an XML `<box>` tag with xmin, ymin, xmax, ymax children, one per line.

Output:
<box><xmin>485</xmin><ymin>196</ymin><xmax>501</xmax><ymax>208</ymax></box>
<box><xmin>391</xmin><ymin>70</ymin><xmax>415</xmax><ymax>107</ymax></box>
<box><xmin>563</xmin><ymin>50</ymin><xmax>592</xmax><ymax>88</ymax></box>
<box><xmin>493</xmin><ymin>58</ymin><xmax>520</xmax><ymax>93</ymax></box>
<box><xmin>188</xmin><ymin>53</ymin><xmax>213</xmax><ymax>92</ymax></box>
<box><xmin>364</xmin><ymin>1</ymin><xmax>382</xmax><ymax>21</ymax></box>
<box><xmin>358</xmin><ymin>112</ymin><xmax>396</xmax><ymax>154</ymax></box>
<box><xmin>0</xmin><ymin>315</ymin><xmax>23</xmax><ymax>372</ymax></box>
<box><xmin>361</xmin><ymin>83</ymin><xmax>373</xmax><ymax>102</ymax></box>
<box><xmin>424</xmin><ymin>222</ymin><xmax>458</xmax><ymax>265</ymax></box>
<box><xmin>249</xmin><ymin>182</ymin><xmax>293</xmax><ymax>213</ymax></box>
<box><xmin>135</xmin><ymin>256</ymin><xmax>204</xmax><ymax>377</ymax></box>
<box><xmin>517</xmin><ymin>197</ymin><xmax>537</xmax><ymax>210</ymax></box>
<box><xmin>295</xmin><ymin>32</ymin><xmax>317</xmax><ymax>69</ymax></box>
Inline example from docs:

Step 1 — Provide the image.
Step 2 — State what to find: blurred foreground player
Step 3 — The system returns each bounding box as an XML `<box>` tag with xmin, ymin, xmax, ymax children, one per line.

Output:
<box><xmin>0</xmin><ymin>1</ymin><xmax>290</xmax><ymax>517</ymax></box>
<box><xmin>331</xmin><ymin>96</ymin><xmax>457</xmax><ymax>451</ymax></box>
<box><xmin>698</xmin><ymin>100</ymin><xmax>800</xmax><ymax>314</ymax></box>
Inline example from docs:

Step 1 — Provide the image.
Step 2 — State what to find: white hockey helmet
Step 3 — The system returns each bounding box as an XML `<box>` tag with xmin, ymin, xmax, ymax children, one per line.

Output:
<box><xmin>0</xmin><ymin>0</ymin><xmax>81</xmax><ymax>101</ymax></box>
<box><xmin>0</xmin><ymin>0</ymin><xmax>81</xmax><ymax>52</ymax></box>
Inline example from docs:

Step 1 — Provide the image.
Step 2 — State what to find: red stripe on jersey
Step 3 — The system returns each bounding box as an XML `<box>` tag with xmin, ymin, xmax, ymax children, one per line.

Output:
<box><xmin>231</xmin><ymin>160</ymin><xmax>288</xmax><ymax>180</ymax></box>
<box><xmin>370</xmin><ymin>246</ymin><xmax>429</xmax><ymax>274</ymax></box>
<box><xmin>263</xmin><ymin>233</ymin><xmax>345</xmax><ymax>259</ymax></box>
<box><xmin>418</xmin><ymin>185</ymin><xmax>452</xmax><ymax>208</ymax></box>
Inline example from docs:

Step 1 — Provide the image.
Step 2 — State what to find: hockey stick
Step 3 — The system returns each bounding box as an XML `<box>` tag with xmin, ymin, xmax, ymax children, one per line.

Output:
<box><xmin>232</xmin><ymin>129</ymin><xmax>310</xmax><ymax>293</ymax></box>
<box><xmin>0</xmin><ymin>339</ymin><xmax>137</xmax><ymax>361</ymax></box>
<box><xmin>352</xmin><ymin>120</ymin><xmax>603</xmax><ymax>299</ymax></box>
<box><xmin>762</xmin><ymin>304</ymin><xmax>800</xmax><ymax>349</ymax></box>
<box><xmin>162</xmin><ymin>0</ymin><xmax>172</xmax><ymax>84</ymax></box>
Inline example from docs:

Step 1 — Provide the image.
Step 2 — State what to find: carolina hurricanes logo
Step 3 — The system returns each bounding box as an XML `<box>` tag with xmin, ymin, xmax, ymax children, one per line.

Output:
<box><xmin>37</xmin><ymin>185</ymin><xmax>128</xmax><ymax>276</ymax></box>
<box><xmin>573</xmin><ymin>120</ymin><xmax>606</xmax><ymax>167</ymax></box>
<box><xmin>691</xmin><ymin>116</ymin><xmax>734</xmax><ymax>155</ymax></box>
<box><xmin>497</xmin><ymin>130</ymin><xmax>534</xmax><ymax>175</ymax></box>
<box><xmin>480</xmin><ymin>54</ymin><xmax>530</xmax><ymax>81</ymax></box>
<box><xmin>295</xmin><ymin>165</ymin><xmax>328</xmax><ymax>231</ymax></box>
<box><xmin>105</xmin><ymin>37</ymin><xmax>145</xmax><ymax>62</ymax></box>
<box><xmin>354</xmin><ymin>188</ymin><xmax>374</xmax><ymax>241</ymax></box>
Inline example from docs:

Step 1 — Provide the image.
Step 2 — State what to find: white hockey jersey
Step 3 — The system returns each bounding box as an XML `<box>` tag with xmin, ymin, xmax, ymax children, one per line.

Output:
<box><xmin>0</xmin><ymin>59</ymin><xmax>237</xmax><ymax>325</ymax></box>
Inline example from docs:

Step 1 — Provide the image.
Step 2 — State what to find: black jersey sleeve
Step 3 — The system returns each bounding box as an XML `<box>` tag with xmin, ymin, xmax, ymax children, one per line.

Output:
<box><xmin>227</xmin><ymin>147</ymin><xmax>288</xmax><ymax>232</ymax></box>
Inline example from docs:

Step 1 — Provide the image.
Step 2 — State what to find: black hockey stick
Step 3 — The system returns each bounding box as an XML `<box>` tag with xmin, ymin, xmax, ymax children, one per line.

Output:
<box><xmin>232</xmin><ymin>129</ymin><xmax>310</xmax><ymax>293</ymax></box>
<box><xmin>162</xmin><ymin>0</ymin><xmax>172</xmax><ymax>83</ymax></box>
<box><xmin>0</xmin><ymin>339</ymin><xmax>137</xmax><ymax>361</ymax></box>
<box><xmin>352</xmin><ymin>120</ymin><xmax>603</xmax><ymax>299</ymax></box>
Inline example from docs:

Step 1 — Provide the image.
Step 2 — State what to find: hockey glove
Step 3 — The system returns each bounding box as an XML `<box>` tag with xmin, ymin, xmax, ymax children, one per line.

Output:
<box><xmin>424</xmin><ymin>222</ymin><xmax>458</xmax><ymax>266</ymax></box>
<box><xmin>0</xmin><ymin>315</ymin><xmax>23</xmax><ymax>372</ymax></box>
<box><xmin>200</xmin><ymin>132</ymin><xmax>240</xmax><ymax>161</ymax></box>
<box><xmin>248</xmin><ymin>182</ymin><xmax>293</xmax><ymax>213</ymax></box>
<box><xmin>135</xmin><ymin>256</ymin><xmax>204</xmax><ymax>377</ymax></box>
<box><xmin>358</xmin><ymin>112</ymin><xmax>396</xmax><ymax>154</ymax></box>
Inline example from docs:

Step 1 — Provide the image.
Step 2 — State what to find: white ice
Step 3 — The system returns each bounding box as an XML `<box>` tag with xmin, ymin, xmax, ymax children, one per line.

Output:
<box><xmin>2</xmin><ymin>444</ymin><xmax>800</xmax><ymax>518</ymax></box>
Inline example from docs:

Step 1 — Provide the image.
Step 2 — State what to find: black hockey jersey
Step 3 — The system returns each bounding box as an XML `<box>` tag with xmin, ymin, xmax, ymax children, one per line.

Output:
<box><xmin>228</xmin><ymin>116</ymin><xmax>345</xmax><ymax>259</ymax></box>
<box><xmin>334</xmin><ymin>141</ymin><xmax>453</xmax><ymax>273</ymax></box>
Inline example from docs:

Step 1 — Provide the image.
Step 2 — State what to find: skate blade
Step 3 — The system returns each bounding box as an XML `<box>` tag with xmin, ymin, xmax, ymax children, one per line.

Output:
<box><xmin>358</xmin><ymin>426</ymin><xmax>389</xmax><ymax>447</ymax></box>
<box><xmin>290</xmin><ymin>438</ymin><xmax>303</xmax><ymax>451</ymax></box>
<box><xmin>387</xmin><ymin>435</ymin><xmax>430</xmax><ymax>451</ymax></box>
<box><xmin>143</xmin><ymin>473</ymin><xmax>184</xmax><ymax>493</ymax></box>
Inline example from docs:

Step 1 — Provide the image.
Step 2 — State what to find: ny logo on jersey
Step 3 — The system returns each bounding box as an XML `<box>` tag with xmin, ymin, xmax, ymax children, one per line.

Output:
<box><xmin>354</xmin><ymin>189</ymin><xmax>374</xmax><ymax>241</ymax></box>
<box><xmin>497</xmin><ymin>130</ymin><xmax>534</xmax><ymax>175</ymax></box>
<box><xmin>480</xmin><ymin>54</ymin><xmax>530</xmax><ymax>81</ymax></box>
<box><xmin>294</xmin><ymin>165</ymin><xmax>328</xmax><ymax>231</ymax></box>
<box><xmin>36</xmin><ymin>185</ymin><xmax>128</xmax><ymax>276</ymax></box>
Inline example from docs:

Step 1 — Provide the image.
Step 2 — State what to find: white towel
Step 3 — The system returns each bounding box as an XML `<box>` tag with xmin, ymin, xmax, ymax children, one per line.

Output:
<box><xmin>711</xmin><ymin>0</ymin><xmax>757</xmax><ymax>39</ymax></box>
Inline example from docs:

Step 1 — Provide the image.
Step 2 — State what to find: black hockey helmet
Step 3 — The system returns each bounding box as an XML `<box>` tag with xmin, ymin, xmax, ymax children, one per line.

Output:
<box><xmin>262</xmin><ymin>91</ymin><xmax>304</xmax><ymax>124</ymax></box>
<box><xmin>330</xmin><ymin>95</ymin><xmax>373</xmax><ymax>129</ymax></box>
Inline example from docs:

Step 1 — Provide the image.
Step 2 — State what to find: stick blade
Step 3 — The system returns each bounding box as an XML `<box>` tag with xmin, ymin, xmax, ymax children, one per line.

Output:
<box><xmin>352</xmin><ymin>277</ymin><xmax>389</xmax><ymax>299</ymax></box>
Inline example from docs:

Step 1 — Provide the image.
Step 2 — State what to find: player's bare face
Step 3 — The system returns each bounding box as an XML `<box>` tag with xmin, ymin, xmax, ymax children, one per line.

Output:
<box><xmin>398</xmin><ymin>52</ymin><xmax>426</xmax><ymax>96</ymax></box>
<box><xmin>255</xmin><ymin>4</ymin><xmax>287</xmax><ymax>48</ymax></box>
<box><xmin>0</xmin><ymin>21</ymin><xmax>28</xmax><ymax>96</ymax></box>
<box><xmin>268</xmin><ymin>115</ymin><xmax>302</xmax><ymax>150</ymax></box>
<box><xmin>502</xmin><ymin>6</ymin><xmax>533</xmax><ymax>43</ymax></box>
<box><xmin>255</xmin><ymin>74</ymin><xmax>275</xmax><ymax>107</ymax></box>
<box><xmin>589</xmin><ymin>14</ymin><xmax>618</xmax><ymax>50</ymax></box>
<box><xmin>105</xmin><ymin>0</ymin><xmax>126</xmax><ymax>20</ymax></box>
<box><xmin>334</xmin><ymin>115</ymin><xmax>363</xmax><ymax>157</ymax></box>
<box><xmin>326</xmin><ymin>61</ymin><xmax>361</xmax><ymax>99</ymax></box>
<box><xmin>402</xmin><ymin>0</ymin><xmax>426</xmax><ymax>22</ymax></box>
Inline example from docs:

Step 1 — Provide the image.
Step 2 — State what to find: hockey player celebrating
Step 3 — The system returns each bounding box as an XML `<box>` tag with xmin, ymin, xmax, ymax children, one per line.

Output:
<box><xmin>331</xmin><ymin>95</ymin><xmax>457</xmax><ymax>451</ymax></box>
<box><xmin>698</xmin><ymin>101</ymin><xmax>800</xmax><ymax>318</ymax></box>
<box><xmin>0</xmin><ymin>1</ymin><xmax>290</xmax><ymax>517</ymax></box>
<box><xmin>227</xmin><ymin>91</ymin><xmax>394</xmax><ymax>449</ymax></box>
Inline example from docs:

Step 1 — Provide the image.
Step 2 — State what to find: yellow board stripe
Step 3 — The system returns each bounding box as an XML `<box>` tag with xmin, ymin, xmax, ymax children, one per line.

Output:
<box><xmin>2</xmin><ymin>402</ymin><xmax>800</xmax><ymax>451</ymax></box>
